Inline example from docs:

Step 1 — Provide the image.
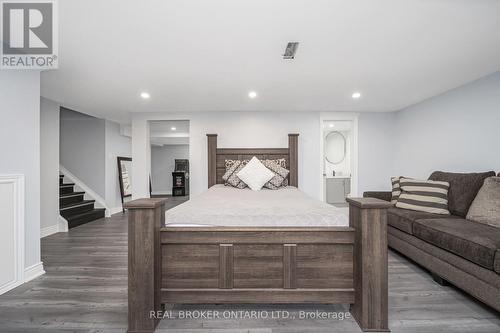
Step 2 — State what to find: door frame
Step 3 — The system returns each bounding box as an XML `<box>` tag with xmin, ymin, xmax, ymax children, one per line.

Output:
<box><xmin>319</xmin><ymin>113</ymin><xmax>359</xmax><ymax>202</ymax></box>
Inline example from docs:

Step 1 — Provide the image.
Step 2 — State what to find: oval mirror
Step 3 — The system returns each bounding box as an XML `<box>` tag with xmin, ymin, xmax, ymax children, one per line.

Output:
<box><xmin>324</xmin><ymin>131</ymin><xmax>346</xmax><ymax>164</ymax></box>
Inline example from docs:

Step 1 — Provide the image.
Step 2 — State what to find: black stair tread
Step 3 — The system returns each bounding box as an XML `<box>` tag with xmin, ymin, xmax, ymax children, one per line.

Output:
<box><xmin>60</xmin><ymin>191</ymin><xmax>85</xmax><ymax>198</ymax></box>
<box><xmin>60</xmin><ymin>183</ymin><xmax>75</xmax><ymax>187</ymax></box>
<box><xmin>60</xmin><ymin>200</ymin><xmax>95</xmax><ymax>210</ymax></box>
<box><xmin>65</xmin><ymin>208</ymin><xmax>106</xmax><ymax>222</ymax></box>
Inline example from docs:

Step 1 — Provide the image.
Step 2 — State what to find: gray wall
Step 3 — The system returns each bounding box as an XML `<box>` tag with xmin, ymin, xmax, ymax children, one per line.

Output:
<box><xmin>60</xmin><ymin>108</ymin><xmax>106</xmax><ymax>198</ymax></box>
<box><xmin>151</xmin><ymin>145</ymin><xmax>189</xmax><ymax>194</ymax></box>
<box><xmin>40</xmin><ymin>98</ymin><xmax>60</xmax><ymax>231</ymax></box>
<box><xmin>0</xmin><ymin>71</ymin><xmax>41</xmax><ymax>269</ymax></box>
<box><xmin>394</xmin><ymin>71</ymin><xmax>500</xmax><ymax>179</ymax></box>
<box><xmin>105</xmin><ymin>120</ymin><xmax>132</xmax><ymax>211</ymax></box>
<box><xmin>358</xmin><ymin>112</ymin><xmax>396</xmax><ymax>193</ymax></box>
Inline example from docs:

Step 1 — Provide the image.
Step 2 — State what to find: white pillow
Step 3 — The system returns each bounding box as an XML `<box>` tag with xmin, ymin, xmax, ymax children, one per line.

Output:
<box><xmin>237</xmin><ymin>156</ymin><xmax>275</xmax><ymax>191</ymax></box>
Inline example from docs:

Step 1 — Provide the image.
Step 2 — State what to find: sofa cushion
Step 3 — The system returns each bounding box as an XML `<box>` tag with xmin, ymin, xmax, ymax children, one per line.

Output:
<box><xmin>495</xmin><ymin>250</ymin><xmax>500</xmax><ymax>274</ymax></box>
<box><xmin>466</xmin><ymin>177</ymin><xmax>500</xmax><ymax>228</ymax></box>
<box><xmin>413</xmin><ymin>218</ymin><xmax>500</xmax><ymax>270</ymax></box>
<box><xmin>387</xmin><ymin>207</ymin><xmax>447</xmax><ymax>235</ymax></box>
<box><xmin>428</xmin><ymin>171</ymin><xmax>496</xmax><ymax>217</ymax></box>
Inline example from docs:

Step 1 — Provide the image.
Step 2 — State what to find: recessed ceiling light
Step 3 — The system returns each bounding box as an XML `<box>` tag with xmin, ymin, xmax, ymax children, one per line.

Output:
<box><xmin>248</xmin><ymin>91</ymin><xmax>257</xmax><ymax>99</ymax></box>
<box><xmin>171</xmin><ymin>127</ymin><xmax>176</xmax><ymax>131</ymax></box>
<box><xmin>140</xmin><ymin>92</ymin><xmax>151</xmax><ymax>99</ymax></box>
<box><xmin>329</xmin><ymin>123</ymin><xmax>334</xmax><ymax>128</ymax></box>
<box><xmin>352</xmin><ymin>92</ymin><xmax>361</xmax><ymax>99</ymax></box>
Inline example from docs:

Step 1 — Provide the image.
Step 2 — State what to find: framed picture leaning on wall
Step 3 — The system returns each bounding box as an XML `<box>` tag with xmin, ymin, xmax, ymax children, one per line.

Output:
<box><xmin>117</xmin><ymin>156</ymin><xmax>132</xmax><ymax>212</ymax></box>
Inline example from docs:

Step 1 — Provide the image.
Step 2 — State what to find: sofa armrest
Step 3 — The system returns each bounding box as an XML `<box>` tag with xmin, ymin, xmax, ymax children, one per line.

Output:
<box><xmin>363</xmin><ymin>191</ymin><xmax>392</xmax><ymax>202</ymax></box>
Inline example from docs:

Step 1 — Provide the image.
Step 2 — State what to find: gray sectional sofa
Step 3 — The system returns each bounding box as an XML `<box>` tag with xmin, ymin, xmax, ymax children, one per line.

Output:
<box><xmin>365</xmin><ymin>171</ymin><xmax>500</xmax><ymax>312</ymax></box>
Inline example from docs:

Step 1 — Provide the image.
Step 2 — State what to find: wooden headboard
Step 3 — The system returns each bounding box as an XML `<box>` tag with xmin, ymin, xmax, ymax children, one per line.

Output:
<box><xmin>207</xmin><ymin>134</ymin><xmax>299</xmax><ymax>188</ymax></box>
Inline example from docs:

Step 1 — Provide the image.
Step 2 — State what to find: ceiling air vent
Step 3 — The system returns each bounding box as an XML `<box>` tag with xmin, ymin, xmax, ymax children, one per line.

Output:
<box><xmin>283</xmin><ymin>42</ymin><xmax>299</xmax><ymax>59</ymax></box>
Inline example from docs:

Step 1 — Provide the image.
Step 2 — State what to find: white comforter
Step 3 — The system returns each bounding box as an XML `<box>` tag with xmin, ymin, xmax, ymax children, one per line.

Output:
<box><xmin>165</xmin><ymin>185</ymin><xmax>348</xmax><ymax>227</ymax></box>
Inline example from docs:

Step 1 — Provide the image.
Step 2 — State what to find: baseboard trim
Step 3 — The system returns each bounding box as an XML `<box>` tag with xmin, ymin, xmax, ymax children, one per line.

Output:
<box><xmin>59</xmin><ymin>216</ymin><xmax>68</xmax><ymax>232</ymax></box>
<box><xmin>40</xmin><ymin>225</ymin><xmax>59</xmax><ymax>238</ymax></box>
<box><xmin>24</xmin><ymin>262</ymin><xmax>45</xmax><ymax>282</ymax></box>
<box><xmin>109</xmin><ymin>206</ymin><xmax>124</xmax><ymax>216</ymax></box>
<box><xmin>0</xmin><ymin>279</ymin><xmax>23</xmax><ymax>296</ymax></box>
<box><xmin>41</xmin><ymin>216</ymin><xmax>69</xmax><ymax>238</ymax></box>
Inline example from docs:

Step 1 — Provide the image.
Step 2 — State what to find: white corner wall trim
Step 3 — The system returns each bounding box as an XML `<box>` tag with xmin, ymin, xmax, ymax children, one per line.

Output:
<box><xmin>24</xmin><ymin>262</ymin><xmax>45</xmax><ymax>283</ymax></box>
<box><xmin>60</xmin><ymin>165</ymin><xmax>112</xmax><ymax>217</ymax></box>
<box><xmin>0</xmin><ymin>175</ymin><xmax>25</xmax><ymax>295</ymax></box>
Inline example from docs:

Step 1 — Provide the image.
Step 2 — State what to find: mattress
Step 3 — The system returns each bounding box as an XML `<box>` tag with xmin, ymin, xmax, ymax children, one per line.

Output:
<box><xmin>165</xmin><ymin>184</ymin><xmax>349</xmax><ymax>227</ymax></box>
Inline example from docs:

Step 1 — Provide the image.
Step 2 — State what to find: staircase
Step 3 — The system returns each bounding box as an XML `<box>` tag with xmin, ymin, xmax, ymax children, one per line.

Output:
<box><xmin>59</xmin><ymin>174</ymin><xmax>106</xmax><ymax>228</ymax></box>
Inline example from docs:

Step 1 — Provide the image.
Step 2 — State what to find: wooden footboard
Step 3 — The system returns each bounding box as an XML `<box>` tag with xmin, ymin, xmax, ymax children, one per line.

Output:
<box><xmin>161</xmin><ymin>227</ymin><xmax>355</xmax><ymax>304</ymax></box>
<box><xmin>125</xmin><ymin>197</ymin><xmax>391</xmax><ymax>333</ymax></box>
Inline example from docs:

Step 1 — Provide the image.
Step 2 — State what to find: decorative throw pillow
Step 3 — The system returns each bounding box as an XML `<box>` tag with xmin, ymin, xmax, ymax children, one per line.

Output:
<box><xmin>262</xmin><ymin>159</ymin><xmax>290</xmax><ymax>189</ymax></box>
<box><xmin>466</xmin><ymin>177</ymin><xmax>500</xmax><ymax>228</ymax></box>
<box><xmin>391</xmin><ymin>177</ymin><xmax>402</xmax><ymax>204</ymax></box>
<box><xmin>269</xmin><ymin>158</ymin><xmax>289</xmax><ymax>186</ymax></box>
<box><xmin>271</xmin><ymin>158</ymin><xmax>287</xmax><ymax>168</ymax></box>
<box><xmin>396</xmin><ymin>178</ymin><xmax>450</xmax><ymax>215</ymax></box>
<box><xmin>224</xmin><ymin>159</ymin><xmax>238</xmax><ymax>170</ymax></box>
<box><xmin>236</xmin><ymin>157</ymin><xmax>275</xmax><ymax>191</ymax></box>
<box><xmin>222</xmin><ymin>160</ymin><xmax>248</xmax><ymax>189</ymax></box>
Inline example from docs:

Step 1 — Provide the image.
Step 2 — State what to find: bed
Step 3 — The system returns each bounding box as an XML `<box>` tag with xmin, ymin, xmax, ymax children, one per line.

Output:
<box><xmin>164</xmin><ymin>184</ymin><xmax>349</xmax><ymax>227</ymax></box>
<box><xmin>125</xmin><ymin>134</ymin><xmax>391</xmax><ymax>333</ymax></box>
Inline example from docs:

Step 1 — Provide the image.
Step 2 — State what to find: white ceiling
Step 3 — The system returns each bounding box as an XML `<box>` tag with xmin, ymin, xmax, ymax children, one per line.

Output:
<box><xmin>41</xmin><ymin>0</ymin><xmax>500</xmax><ymax>123</ymax></box>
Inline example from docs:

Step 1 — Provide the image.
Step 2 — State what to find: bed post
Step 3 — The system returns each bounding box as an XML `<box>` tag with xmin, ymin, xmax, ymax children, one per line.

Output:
<box><xmin>346</xmin><ymin>197</ymin><xmax>392</xmax><ymax>332</ymax></box>
<box><xmin>288</xmin><ymin>133</ymin><xmax>299</xmax><ymax>187</ymax></box>
<box><xmin>207</xmin><ymin>134</ymin><xmax>218</xmax><ymax>188</ymax></box>
<box><xmin>124</xmin><ymin>198</ymin><xmax>166</xmax><ymax>333</ymax></box>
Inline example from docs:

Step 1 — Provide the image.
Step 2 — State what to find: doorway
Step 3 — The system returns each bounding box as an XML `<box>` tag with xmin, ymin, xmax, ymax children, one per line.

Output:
<box><xmin>320</xmin><ymin>116</ymin><xmax>358</xmax><ymax>206</ymax></box>
<box><xmin>149</xmin><ymin>120</ymin><xmax>190</xmax><ymax>205</ymax></box>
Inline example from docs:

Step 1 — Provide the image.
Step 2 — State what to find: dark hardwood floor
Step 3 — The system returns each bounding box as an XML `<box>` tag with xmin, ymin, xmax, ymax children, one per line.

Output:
<box><xmin>0</xmin><ymin>195</ymin><xmax>498</xmax><ymax>333</ymax></box>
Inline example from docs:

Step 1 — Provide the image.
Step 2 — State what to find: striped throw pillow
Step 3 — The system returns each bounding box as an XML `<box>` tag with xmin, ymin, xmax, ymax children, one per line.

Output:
<box><xmin>391</xmin><ymin>177</ymin><xmax>402</xmax><ymax>204</ymax></box>
<box><xmin>396</xmin><ymin>178</ymin><xmax>450</xmax><ymax>215</ymax></box>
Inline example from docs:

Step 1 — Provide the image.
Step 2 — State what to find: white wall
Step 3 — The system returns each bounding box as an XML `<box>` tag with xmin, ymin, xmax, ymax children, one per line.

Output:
<box><xmin>60</xmin><ymin>108</ymin><xmax>106</xmax><ymax>197</ymax></box>
<box><xmin>132</xmin><ymin>112</ymin><xmax>395</xmax><ymax>200</ymax></box>
<box><xmin>0</xmin><ymin>71</ymin><xmax>43</xmax><ymax>275</ymax></box>
<box><xmin>393</xmin><ymin>71</ymin><xmax>500</xmax><ymax>179</ymax></box>
<box><xmin>40</xmin><ymin>98</ymin><xmax>60</xmax><ymax>234</ymax></box>
<box><xmin>105</xmin><ymin>120</ymin><xmax>132</xmax><ymax>212</ymax></box>
<box><xmin>151</xmin><ymin>145</ymin><xmax>189</xmax><ymax>194</ymax></box>
<box><xmin>358</xmin><ymin>112</ymin><xmax>397</xmax><ymax>193</ymax></box>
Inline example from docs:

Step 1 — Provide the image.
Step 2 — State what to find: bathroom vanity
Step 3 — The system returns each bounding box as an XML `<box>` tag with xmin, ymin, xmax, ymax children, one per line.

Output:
<box><xmin>325</xmin><ymin>176</ymin><xmax>351</xmax><ymax>204</ymax></box>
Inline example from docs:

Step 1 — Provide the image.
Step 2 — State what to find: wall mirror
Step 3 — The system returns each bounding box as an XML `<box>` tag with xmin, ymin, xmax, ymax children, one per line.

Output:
<box><xmin>117</xmin><ymin>157</ymin><xmax>132</xmax><ymax>211</ymax></box>
<box><xmin>324</xmin><ymin>131</ymin><xmax>346</xmax><ymax>164</ymax></box>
